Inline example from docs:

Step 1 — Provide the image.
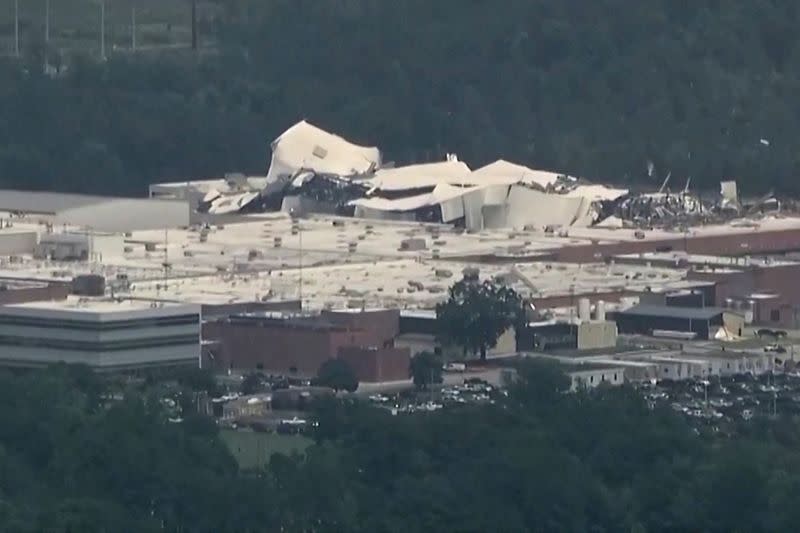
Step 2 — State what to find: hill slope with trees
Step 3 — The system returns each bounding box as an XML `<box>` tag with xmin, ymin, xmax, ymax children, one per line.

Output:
<box><xmin>2</xmin><ymin>0</ymin><xmax>799</xmax><ymax>196</ymax></box>
<box><xmin>3</xmin><ymin>361</ymin><xmax>800</xmax><ymax>531</ymax></box>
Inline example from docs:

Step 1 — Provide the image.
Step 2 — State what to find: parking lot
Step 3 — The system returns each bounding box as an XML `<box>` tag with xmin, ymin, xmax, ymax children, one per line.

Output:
<box><xmin>367</xmin><ymin>376</ymin><xmax>505</xmax><ymax>414</ymax></box>
<box><xmin>636</xmin><ymin>370</ymin><xmax>800</xmax><ymax>428</ymax></box>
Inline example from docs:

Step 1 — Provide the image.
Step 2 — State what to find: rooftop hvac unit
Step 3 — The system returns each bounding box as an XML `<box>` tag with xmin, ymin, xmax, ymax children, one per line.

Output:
<box><xmin>399</xmin><ymin>238</ymin><xmax>426</xmax><ymax>251</ymax></box>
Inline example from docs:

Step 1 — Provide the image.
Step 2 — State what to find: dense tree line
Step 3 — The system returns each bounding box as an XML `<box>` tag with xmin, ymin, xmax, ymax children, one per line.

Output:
<box><xmin>2</xmin><ymin>0</ymin><xmax>800</xmax><ymax>196</ymax></box>
<box><xmin>3</xmin><ymin>361</ymin><xmax>800</xmax><ymax>531</ymax></box>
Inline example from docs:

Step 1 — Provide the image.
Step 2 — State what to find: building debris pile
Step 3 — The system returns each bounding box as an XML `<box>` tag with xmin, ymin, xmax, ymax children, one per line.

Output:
<box><xmin>156</xmin><ymin>120</ymin><xmax>792</xmax><ymax>231</ymax></box>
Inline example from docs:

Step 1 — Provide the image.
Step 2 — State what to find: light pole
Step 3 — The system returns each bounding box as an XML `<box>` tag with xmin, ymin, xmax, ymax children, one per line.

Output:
<box><xmin>14</xmin><ymin>0</ymin><xmax>19</xmax><ymax>57</ymax></box>
<box><xmin>290</xmin><ymin>209</ymin><xmax>303</xmax><ymax>309</ymax></box>
<box><xmin>191</xmin><ymin>0</ymin><xmax>198</xmax><ymax>51</ymax></box>
<box><xmin>45</xmin><ymin>0</ymin><xmax>50</xmax><ymax>44</ymax></box>
<box><xmin>131</xmin><ymin>6</ymin><xmax>136</xmax><ymax>51</ymax></box>
<box><xmin>99</xmin><ymin>0</ymin><xmax>106</xmax><ymax>60</ymax></box>
<box><xmin>299</xmin><ymin>221</ymin><xmax>303</xmax><ymax>309</ymax></box>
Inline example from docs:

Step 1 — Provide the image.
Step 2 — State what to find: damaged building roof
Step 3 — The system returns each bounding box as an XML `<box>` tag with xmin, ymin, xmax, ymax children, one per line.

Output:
<box><xmin>266</xmin><ymin>120</ymin><xmax>381</xmax><ymax>182</ymax></box>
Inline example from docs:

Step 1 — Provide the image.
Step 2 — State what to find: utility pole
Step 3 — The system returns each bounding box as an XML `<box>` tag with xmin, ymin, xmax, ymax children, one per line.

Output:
<box><xmin>190</xmin><ymin>0</ymin><xmax>198</xmax><ymax>51</ymax></box>
<box><xmin>299</xmin><ymin>221</ymin><xmax>303</xmax><ymax>309</ymax></box>
<box><xmin>164</xmin><ymin>229</ymin><xmax>169</xmax><ymax>291</ymax></box>
<box><xmin>131</xmin><ymin>6</ymin><xmax>136</xmax><ymax>51</ymax></box>
<box><xmin>100</xmin><ymin>0</ymin><xmax>106</xmax><ymax>60</ymax></box>
<box><xmin>45</xmin><ymin>0</ymin><xmax>50</xmax><ymax>44</ymax></box>
<box><xmin>14</xmin><ymin>0</ymin><xmax>19</xmax><ymax>57</ymax></box>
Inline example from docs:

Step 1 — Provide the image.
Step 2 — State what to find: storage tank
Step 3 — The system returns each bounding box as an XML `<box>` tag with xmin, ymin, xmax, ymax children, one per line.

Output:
<box><xmin>578</xmin><ymin>297</ymin><xmax>591</xmax><ymax>322</ymax></box>
<box><xmin>595</xmin><ymin>300</ymin><xmax>606</xmax><ymax>321</ymax></box>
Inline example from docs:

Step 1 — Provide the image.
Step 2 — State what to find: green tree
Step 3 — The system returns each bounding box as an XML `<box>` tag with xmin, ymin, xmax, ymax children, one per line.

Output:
<box><xmin>315</xmin><ymin>359</ymin><xmax>359</xmax><ymax>393</ymax></box>
<box><xmin>436</xmin><ymin>279</ymin><xmax>522</xmax><ymax>360</ymax></box>
<box><xmin>409</xmin><ymin>351</ymin><xmax>443</xmax><ymax>390</ymax></box>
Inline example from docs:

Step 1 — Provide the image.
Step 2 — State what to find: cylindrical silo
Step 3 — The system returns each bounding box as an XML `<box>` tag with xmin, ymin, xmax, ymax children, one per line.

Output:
<box><xmin>595</xmin><ymin>300</ymin><xmax>606</xmax><ymax>321</ymax></box>
<box><xmin>578</xmin><ymin>297</ymin><xmax>591</xmax><ymax>322</ymax></box>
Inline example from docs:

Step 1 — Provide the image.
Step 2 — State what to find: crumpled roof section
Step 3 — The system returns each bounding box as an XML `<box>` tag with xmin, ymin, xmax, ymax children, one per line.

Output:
<box><xmin>266</xmin><ymin>120</ymin><xmax>382</xmax><ymax>181</ymax></box>
<box><xmin>365</xmin><ymin>160</ymin><xmax>472</xmax><ymax>192</ymax></box>
<box><xmin>470</xmin><ymin>159</ymin><xmax>568</xmax><ymax>188</ymax></box>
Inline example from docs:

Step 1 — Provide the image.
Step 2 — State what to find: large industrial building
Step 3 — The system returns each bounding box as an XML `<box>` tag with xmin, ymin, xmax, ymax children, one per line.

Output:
<box><xmin>0</xmin><ymin>298</ymin><xmax>201</xmax><ymax>370</ymax></box>
<box><xmin>0</xmin><ymin>122</ymin><xmax>799</xmax><ymax>384</ymax></box>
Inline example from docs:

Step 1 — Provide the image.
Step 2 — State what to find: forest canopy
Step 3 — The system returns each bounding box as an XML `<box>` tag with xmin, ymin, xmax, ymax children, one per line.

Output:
<box><xmin>2</xmin><ymin>361</ymin><xmax>800</xmax><ymax>532</ymax></box>
<box><xmin>1</xmin><ymin>0</ymin><xmax>798</xmax><ymax>194</ymax></box>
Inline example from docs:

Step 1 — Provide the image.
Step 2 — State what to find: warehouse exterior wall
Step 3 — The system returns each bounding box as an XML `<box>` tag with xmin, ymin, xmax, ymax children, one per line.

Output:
<box><xmin>337</xmin><ymin>346</ymin><xmax>411</xmax><ymax>382</ymax></box>
<box><xmin>689</xmin><ymin>264</ymin><xmax>800</xmax><ymax>327</ymax></box>
<box><xmin>552</xmin><ymin>228</ymin><xmax>800</xmax><ymax>263</ymax></box>
<box><xmin>203</xmin><ymin>320</ymin><xmax>362</xmax><ymax>376</ymax></box>
<box><xmin>0</xmin><ymin>231</ymin><xmax>37</xmax><ymax>255</ymax></box>
<box><xmin>321</xmin><ymin>309</ymin><xmax>400</xmax><ymax>347</ymax></box>
<box><xmin>569</xmin><ymin>367</ymin><xmax>625</xmax><ymax>391</ymax></box>
<box><xmin>577</xmin><ymin>321</ymin><xmax>617</xmax><ymax>350</ymax></box>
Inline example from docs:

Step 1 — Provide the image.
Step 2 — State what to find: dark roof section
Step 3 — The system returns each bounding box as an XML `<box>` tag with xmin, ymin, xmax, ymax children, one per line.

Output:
<box><xmin>616</xmin><ymin>304</ymin><xmax>740</xmax><ymax>320</ymax></box>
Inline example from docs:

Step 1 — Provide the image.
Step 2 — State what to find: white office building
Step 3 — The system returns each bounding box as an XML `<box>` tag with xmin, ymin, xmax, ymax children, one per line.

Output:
<box><xmin>0</xmin><ymin>298</ymin><xmax>200</xmax><ymax>370</ymax></box>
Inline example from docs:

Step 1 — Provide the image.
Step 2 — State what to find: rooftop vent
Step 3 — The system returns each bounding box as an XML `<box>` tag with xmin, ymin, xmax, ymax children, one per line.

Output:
<box><xmin>399</xmin><ymin>238</ymin><xmax>426</xmax><ymax>252</ymax></box>
<box><xmin>72</xmin><ymin>274</ymin><xmax>105</xmax><ymax>297</ymax></box>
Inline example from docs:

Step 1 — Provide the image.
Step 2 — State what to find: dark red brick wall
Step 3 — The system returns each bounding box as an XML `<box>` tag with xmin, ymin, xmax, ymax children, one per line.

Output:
<box><xmin>321</xmin><ymin>309</ymin><xmax>400</xmax><ymax>346</ymax></box>
<box><xmin>688</xmin><ymin>263</ymin><xmax>800</xmax><ymax>305</ymax></box>
<box><xmin>203</xmin><ymin>320</ymin><xmax>365</xmax><ymax>377</ymax></box>
<box><xmin>686</xmin><ymin>263</ymin><xmax>800</xmax><ymax>327</ymax></box>
<box><xmin>337</xmin><ymin>346</ymin><xmax>411</xmax><ymax>382</ymax></box>
<box><xmin>551</xmin><ymin>228</ymin><xmax>800</xmax><ymax>263</ymax></box>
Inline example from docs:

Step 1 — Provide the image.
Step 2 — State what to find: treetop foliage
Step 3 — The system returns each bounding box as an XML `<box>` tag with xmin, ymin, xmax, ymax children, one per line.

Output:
<box><xmin>2</xmin><ymin>0</ymin><xmax>800</xmax><ymax>195</ymax></box>
<box><xmin>436</xmin><ymin>278</ymin><xmax>522</xmax><ymax>358</ymax></box>
<box><xmin>1</xmin><ymin>361</ymin><xmax>800</xmax><ymax>530</ymax></box>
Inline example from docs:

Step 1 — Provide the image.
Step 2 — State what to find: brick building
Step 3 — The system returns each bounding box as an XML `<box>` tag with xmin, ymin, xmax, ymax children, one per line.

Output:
<box><xmin>337</xmin><ymin>346</ymin><xmax>410</xmax><ymax>383</ymax></box>
<box><xmin>551</xmin><ymin>227</ymin><xmax>800</xmax><ymax>263</ymax></box>
<box><xmin>203</xmin><ymin>309</ymin><xmax>409</xmax><ymax>382</ymax></box>
<box><xmin>688</xmin><ymin>262</ymin><xmax>800</xmax><ymax>328</ymax></box>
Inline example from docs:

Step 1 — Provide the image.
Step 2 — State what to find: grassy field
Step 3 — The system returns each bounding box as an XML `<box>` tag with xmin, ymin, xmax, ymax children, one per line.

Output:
<box><xmin>221</xmin><ymin>429</ymin><xmax>313</xmax><ymax>470</ymax></box>
<box><xmin>0</xmin><ymin>0</ymin><xmax>217</xmax><ymax>57</ymax></box>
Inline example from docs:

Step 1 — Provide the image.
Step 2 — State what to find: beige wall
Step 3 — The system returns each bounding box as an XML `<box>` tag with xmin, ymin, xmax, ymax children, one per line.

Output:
<box><xmin>569</xmin><ymin>367</ymin><xmax>625</xmax><ymax>390</ymax></box>
<box><xmin>577</xmin><ymin>321</ymin><xmax>617</xmax><ymax>350</ymax></box>
<box><xmin>722</xmin><ymin>312</ymin><xmax>745</xmax><ymax>336</ymax></box>
<box><xmin>396</xmin><ymin>327</ymin><xmax>516</xmax><ymax>359</ymax></box>
<box><xmin>491</xmin><ymin>327</ymin><xmax>517</xmax><ymax>355</ymax></box>
<box><xmin>0</xmin><ymin>231</ymin><xmax>37</xmax><ymax>255</ymax></box>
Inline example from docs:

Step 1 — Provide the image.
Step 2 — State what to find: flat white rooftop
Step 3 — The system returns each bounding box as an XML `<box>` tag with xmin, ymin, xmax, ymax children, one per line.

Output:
<box><xmin>0</xmin><ymin>211</ymin><xmax>797</xmax><ymax>314</ymax></box>
<box><xmin>120</xmin><ymin>259</ymin><xmax>687</xmax><ymax>311</ymax></box>
<box><xmin>2</xmin><ymin>296</ymin><xmax>199</xmax><ymax>316</ymax></box>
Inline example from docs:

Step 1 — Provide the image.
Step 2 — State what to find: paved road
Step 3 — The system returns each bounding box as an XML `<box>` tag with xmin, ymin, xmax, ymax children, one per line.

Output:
<box><xmin>355</xmin><ymin>367</ymin><xmax>504</xmax><ymax>396</ymax></box>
